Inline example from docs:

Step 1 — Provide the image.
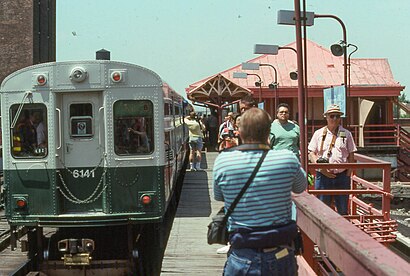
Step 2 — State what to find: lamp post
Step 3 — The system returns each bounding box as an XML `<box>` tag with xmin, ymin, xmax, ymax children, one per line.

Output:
<box><xmin>233</xmin><ymin>72</ymin><xmax>263</xmax><ymax>103</ymax></box>
<box><xmin>241</xmin><ymin>62</ymin><xmax>280</xmax><ymax>109</ymax></box>
<box><xmin>277</xmin><ymin>7</ymin><xmax>350</xmax><ymax>170</ymax></box>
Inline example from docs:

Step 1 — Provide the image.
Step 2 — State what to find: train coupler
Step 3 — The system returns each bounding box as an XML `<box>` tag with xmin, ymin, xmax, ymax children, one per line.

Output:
<box><xmin>58</xmin><ymin>238</ymin><xmax>94</xmax><ymax>266</ymax></box>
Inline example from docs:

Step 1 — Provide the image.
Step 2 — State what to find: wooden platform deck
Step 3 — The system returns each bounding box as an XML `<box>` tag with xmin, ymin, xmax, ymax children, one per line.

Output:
<box><xmin>161</xmin><ymin>152</ymin><xmax>226</xmax><ymax>275</ymax></box>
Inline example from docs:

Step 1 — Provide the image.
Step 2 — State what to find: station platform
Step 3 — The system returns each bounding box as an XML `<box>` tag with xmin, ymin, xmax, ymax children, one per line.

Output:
<box><xmin>161</xmin><ymin>152</ymin><xmax>226</xmax><ymax>275</ymax></box>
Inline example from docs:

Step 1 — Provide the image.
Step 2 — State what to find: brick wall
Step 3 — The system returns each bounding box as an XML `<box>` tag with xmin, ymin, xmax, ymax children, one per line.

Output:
<box><xmin>0</xmin><ymin>0</ymin><xmax>55</xmax><ymax>84</ymax></box>
<box><xmin>0</xmin><ymin>0</ymin><xmax>34</xmax><ymax>83</ymax></box>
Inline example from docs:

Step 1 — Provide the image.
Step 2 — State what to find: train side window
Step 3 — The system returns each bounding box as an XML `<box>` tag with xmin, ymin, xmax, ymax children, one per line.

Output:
<box><xmin>113</xmin><ymin>100</ymin><xmax>154</xmax><ymax>155</ymax></box>
<box><xmin>10</xmin><ymin>104</ymin><xmax>48</xmax><ymax>158</ymax></box>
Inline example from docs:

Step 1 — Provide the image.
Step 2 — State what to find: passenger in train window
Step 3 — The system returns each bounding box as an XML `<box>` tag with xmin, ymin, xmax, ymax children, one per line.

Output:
<box><xmin>270</xmin><ymin>103</ymin><xmax>300</xmax><ymax>160</ymax></box>
<box><xmin>184</xmin><ymin>111</ymin><xmax>205</xmax><ymax>171</ymax></box>
<box><xmin>213</xmin><ymin>108</ymin><xmax>307</xmax><ymax>275</ymax></box>
<box><xmin>308</xmin><ymin>104</ymin><xmax>357</xmax><ymax>215</ymax></box>
<box><xmin>30</xmin><ymin>111</ymin><xmax>47</xmax><ymax>149</ymax></box>
<box><xmin>128</xmin><ymin>117</ymin><xmax>150</xmax><ymax>153</ymax></box>
<box><xmin>16</xmin><ymin>111</ymin><xmax>37</xmax><ymax>155</ymax></box>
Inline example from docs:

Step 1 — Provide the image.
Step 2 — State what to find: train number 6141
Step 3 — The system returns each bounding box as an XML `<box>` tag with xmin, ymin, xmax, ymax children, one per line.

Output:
<box><xmin>72</xmin><ymin>169</ymin><xmax>95</xmax><ymax>178</ymax></box>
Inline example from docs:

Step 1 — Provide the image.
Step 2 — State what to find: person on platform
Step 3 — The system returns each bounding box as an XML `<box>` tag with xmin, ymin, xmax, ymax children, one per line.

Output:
<box><xmin>184</xmin><ymin>111</ymin><xmax>205</xmax><ymax>171</ymax></box>
<box><xmin>270</xmin><ymin>103</ymin><xmax>300</xmax><ymax>159</ymax></box>
<box><xmin>213</xmin><ymin>108</ymin><xmax>307</xmax><ymax>275</ymax></box>
<box><xmin>308</xmin><ymin>104</ymin><xmax>357</xmax><ymax>215</ymax></box>
<box><xmin>218</xmin><ymin>112</ymin><xmax>236</xmax><ymax>151</ymax></box>
<box><xmin>239</xmin><ymin>95</ymin><xmax>257</xmax><ymax>114</ymax></box>
<box><xmin>207</xmin><ymin>112</ymin><xmax>219</xmax><ymax>151</ymax></box>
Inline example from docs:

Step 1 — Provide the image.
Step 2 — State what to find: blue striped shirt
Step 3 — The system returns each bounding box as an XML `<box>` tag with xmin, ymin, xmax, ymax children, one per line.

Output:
<box><xmin>213</xmin><ymin>149</ymin><xmax>307</xmax><ymax>231</ymax></box>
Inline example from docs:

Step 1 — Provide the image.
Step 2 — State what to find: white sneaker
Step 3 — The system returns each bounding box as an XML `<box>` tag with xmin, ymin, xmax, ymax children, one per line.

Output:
<box><xmin>216</xmin><ymin>244</ymin><xmax>230</xmax><ymax>254</ymax></box>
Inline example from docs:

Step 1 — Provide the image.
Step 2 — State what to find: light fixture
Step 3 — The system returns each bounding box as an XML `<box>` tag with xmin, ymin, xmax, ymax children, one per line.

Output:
<box><xmin>255</xmin><ymin>81</ymin><xmax>262</xmax><ymax>87</ymax></box>
<box><xmin>36</xmin><ymin>75</ymin><xmax>47</xmax><ymax>86</ymax></box>
<box><xmin>290</xmin><ymin>71</ymin><xmax>298</xmax><ymax>80</ymax></box>
<box><xmin>70</xmin><ymin>67</ymin><xmax>88</xmax><ymax>83</ymax></box>
<box><xmin>277</xmin><ymin>10</ymin><xmax>315</xmax><ymax>26</ymax></box>
<box><xmin>33</xmin><ymin>73</ymin><xmax>48</xmax><ymax>86</ymax></box>
<box><xmin>331</xmin><ymin>40</ymin><xmax>346</xmax><ymax>57</ymax></box>
<box><xmin>254</xmin><ymin>44</ymin><xmax>279</xmax><ymax>55</ymax></box>
<box><xmin>233</xmin><ymin>72</ymin><xmax>248</xmax><ymax>79</ymax></box>
<box><xmin>111</xmin><ymin>71</ymin><xmax>123</xmax><ymax>82</ymax></box>
<box><xmin>268</xmin><ymin>82</ymin><xmax>278</xmax><ymax>89</ymax></box>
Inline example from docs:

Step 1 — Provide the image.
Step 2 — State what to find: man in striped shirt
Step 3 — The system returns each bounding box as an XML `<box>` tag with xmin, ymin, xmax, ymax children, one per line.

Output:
<box><xmin>213</xmin><ymin>108</ymin><xmax>307</xmax><ymax>276</ymax></box>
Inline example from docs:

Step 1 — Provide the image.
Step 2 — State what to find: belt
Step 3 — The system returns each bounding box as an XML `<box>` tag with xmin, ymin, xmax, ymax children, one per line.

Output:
<box><xmin>262</xmin><ymin>247</ymin><xmax>278</xmax><ymax>253</ymax></box>
<box><xmin>255</xmin><ymin>247</ymin><xmax>290</xmax><ymax>259</ymax></box>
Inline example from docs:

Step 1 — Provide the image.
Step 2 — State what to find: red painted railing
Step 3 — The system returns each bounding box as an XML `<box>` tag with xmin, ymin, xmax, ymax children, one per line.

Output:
<box><xmin>293</xmin><ymin>191</ymin><xmax>409</xmax><ymax>275</ymax></box>
<box><xmin>308</xmin><ymin>153</ymin><xmax>397</xmax><ymax>243</ymax></box>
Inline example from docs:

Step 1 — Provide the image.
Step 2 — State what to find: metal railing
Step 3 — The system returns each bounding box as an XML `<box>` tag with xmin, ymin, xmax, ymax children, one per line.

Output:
<box><xmin>293</xmin><ymin>191</ymin><xmax>409</xmax><ymax>275</ymax></box>
<box><xmin>307</xmin><ymin>153</ymin><xmax>397</xmax><ymax>243</ymax></box>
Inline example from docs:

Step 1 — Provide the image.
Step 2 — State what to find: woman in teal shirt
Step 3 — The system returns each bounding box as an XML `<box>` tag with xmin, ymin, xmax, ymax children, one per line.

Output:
<box><xmin>270</xmin><ymin>103</ymin><xmax>300</xmax><ymax>159</ymax></box>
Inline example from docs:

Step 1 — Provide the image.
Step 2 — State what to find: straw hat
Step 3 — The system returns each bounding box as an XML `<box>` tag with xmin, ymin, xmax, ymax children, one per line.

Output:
<box><xmin>323</xmin><ymin>104</ymin><xmax>344</xmax><ymax>116</ymax></box>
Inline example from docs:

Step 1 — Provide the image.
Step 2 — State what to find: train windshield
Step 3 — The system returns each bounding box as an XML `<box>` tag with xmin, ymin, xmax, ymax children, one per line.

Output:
<box><xmin>10</xmin><ymin>103</ymin><xmax>48</xmax><ymax>158</ymax></box>
<box><xmin>113</xmin><ymin>100</ymin><xmax>154</xmax><ymax>155</ymax></box>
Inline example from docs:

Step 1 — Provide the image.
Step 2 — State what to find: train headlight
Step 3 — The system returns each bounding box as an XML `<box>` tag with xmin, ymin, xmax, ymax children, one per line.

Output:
<box><xmin>16</xmin><ymin>198</ymin><xmax>27</xmax><ymax>209</ymax></box>
<box><xmin>37</xmin><ymin>75</ymin><xmax>47</xmax><ymax>85</ymax></box>
<box><xmin>140</xmin><ymin>194</ymin><xmax>152</xmax><ymax>205</ymax></box>
<box><xmin>70</xmin><ymin>67</ymin><xmax>88</xmax><ymax>83</ymax></box>
<box><xmin>32</xmin><ymin>72</ymin><xmax>49</xmax><ymax>87</ymax></box>
<box><xmin>111</xmin><ymin>71</ymin><xmax>122</xmax><ymax>82</ymax></box>
<box><xmin>109</xmin><ymin>69</ymin><xmax>127</xmax><ymax>84</ymax></box>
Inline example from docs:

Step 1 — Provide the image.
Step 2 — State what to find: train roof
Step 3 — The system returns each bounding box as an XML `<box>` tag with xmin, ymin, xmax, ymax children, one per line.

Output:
<box><xmin>0</xmin><ymin>60</ymin><xmax>179</xmax><ymax>95</ymax></box>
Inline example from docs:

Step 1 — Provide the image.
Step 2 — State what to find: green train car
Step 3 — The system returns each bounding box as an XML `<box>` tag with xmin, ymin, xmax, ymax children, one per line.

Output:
<box><xmin>0</xmin><ymin>58</ymin><xmax>189</xmax><ymax>275</ymax></box>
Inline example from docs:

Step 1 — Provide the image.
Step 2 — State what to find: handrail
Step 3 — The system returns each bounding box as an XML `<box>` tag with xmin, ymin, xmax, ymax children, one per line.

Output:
<box><xmin>307</xmin><ymin>153</ymin><xmax>396</xmax><ymax>243</ymax></box>
<box><xmin>293</xmin><ymin>192</ymin><xmax>410</xmax><ymax>275</ymax></box>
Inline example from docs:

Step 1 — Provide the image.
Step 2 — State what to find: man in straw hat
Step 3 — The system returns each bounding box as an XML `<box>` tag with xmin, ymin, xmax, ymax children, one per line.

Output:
<box><xmin>308</xmin><ymin>104</ymin><xmax>357</xmax><ymax>215</ymax></box>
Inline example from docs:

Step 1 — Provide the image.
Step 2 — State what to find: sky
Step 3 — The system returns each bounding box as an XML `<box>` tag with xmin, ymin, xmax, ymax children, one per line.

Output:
<box><xmin>56</xmin><ymin>0</ymin><xmax>410</xmax><ymax>99</ymax></box>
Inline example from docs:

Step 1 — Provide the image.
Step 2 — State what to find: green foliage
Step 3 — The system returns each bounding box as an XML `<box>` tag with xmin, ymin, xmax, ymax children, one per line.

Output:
<box><xmin>399</xmin><ymin>92</ymin><xmax>409</xmax><ymax>103</ymax></box>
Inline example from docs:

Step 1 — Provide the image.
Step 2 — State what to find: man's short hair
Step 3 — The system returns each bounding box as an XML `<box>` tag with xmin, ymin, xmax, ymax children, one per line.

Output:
<box><xmin>276</xmin><ymin>103</ymin><xmax>290</xmax><ymax>112</ymax></box>
<box><xmin>240</xmin><ymin>108</ymin><xmax>271</xmax><ymax>143</ymax></box>
<box><xmin>240</xmin><ymin>95</ymin><xmax>256</xmax><ymax>108</ymax></box>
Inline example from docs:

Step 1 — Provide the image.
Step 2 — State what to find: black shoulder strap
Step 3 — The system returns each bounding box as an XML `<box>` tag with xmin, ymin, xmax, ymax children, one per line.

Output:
<box><xmin>223</xmin><ymin>150</ymin><xmax>269</xmax><ymax>222</ymax></box>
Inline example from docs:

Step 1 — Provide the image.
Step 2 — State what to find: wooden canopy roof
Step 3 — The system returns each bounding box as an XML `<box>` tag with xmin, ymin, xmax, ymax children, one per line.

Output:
<box><xmin>186</xmin><ymin>73</ymin><xmax>251</xmax><ymax>106</ymax></box>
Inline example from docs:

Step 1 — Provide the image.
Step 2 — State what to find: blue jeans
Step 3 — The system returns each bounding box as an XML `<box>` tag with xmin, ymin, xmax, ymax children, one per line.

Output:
<box><xmin>223</xmin><ymin>247</ymin><xmax>297</xmax><ymax>276</ymax></box>
<box><xmin>315</xmin><ymin>171</ymin><xmax>350</xmax><ymax>215</ymax></box>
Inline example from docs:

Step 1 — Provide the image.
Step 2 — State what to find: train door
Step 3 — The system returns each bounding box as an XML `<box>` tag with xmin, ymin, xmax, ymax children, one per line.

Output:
<box><xmin>56</xmin><ymin>92</ymin><xmax>105</xmax><ymax>213</ymax></box>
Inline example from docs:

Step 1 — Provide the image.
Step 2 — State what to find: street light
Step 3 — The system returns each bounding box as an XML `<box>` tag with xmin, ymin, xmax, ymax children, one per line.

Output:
<box><xmin>277</xmin><ymin>8</ymin><xmax>350</xmax><ymax>169</ymax></box>
<box><xmin>242</xmin><ymin>62</ymin><xmax>280</xmax><ymax>109</ymax></box>
<box><xmin>233</xmin><ymin>72</ymin><xmax>263</xmax><ymax>102</ymax></box>
<box><xmin>254</xmin><ymin>44</ymin><xmax>298</xmax><ymax>81</ymax></box>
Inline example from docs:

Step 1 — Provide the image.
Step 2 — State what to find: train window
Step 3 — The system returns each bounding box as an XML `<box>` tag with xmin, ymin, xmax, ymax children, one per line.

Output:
<box><xmin>164</xmin><ymin>102</ymin><xmax>171</xmax><ymax>116</ymax></box>
<box><xmin>113</xmin><ymin>100</ymin><xmax>154</xmax><ymax>155</ymax></box>
<box><xmin>70</xmin><ymin>116</ymin><xmax>93</xmax><ymax>137</ymax></box>
<box><xmin>70</xmin><ymin>103</ymin><xmax>92</xmax><ymax>117</ymax></box>
<box><xmin>10</xmin><ymin>104</ymin><xmax>48</xmax><ymax>158</ymax></box>
<box><xmin>69</xmin><ymin>104</ymin><xmax>93</xmax><ymax>137</ymax></box>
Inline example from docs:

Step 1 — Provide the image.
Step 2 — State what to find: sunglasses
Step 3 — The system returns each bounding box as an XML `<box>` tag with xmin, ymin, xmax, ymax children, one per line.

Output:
<box><xmin>328</xmin><ymin>114</ymin><xmax>341</xmax><ymax>119</ymax></box>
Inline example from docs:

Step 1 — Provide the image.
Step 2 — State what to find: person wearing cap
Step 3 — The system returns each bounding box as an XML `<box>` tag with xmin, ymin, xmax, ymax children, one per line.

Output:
<box><xmin>308</xmin><ymin>104</ymin><xmax>357</xmax><ymax>215</ymax></box>
<box><xmin>184</xmin><ymin>111</ymin><xmax>205</xmax><ymax>171</ymax></box>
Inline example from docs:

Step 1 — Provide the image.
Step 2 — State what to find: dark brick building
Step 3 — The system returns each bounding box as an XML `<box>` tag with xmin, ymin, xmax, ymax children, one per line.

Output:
<box><xmin>0</xmin><ymin>0</ymin><xmax>55</xmax><ymax>83</ymax></box>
